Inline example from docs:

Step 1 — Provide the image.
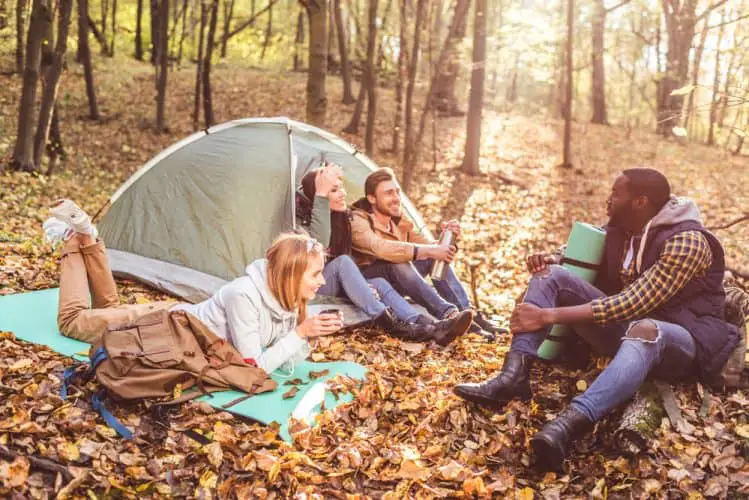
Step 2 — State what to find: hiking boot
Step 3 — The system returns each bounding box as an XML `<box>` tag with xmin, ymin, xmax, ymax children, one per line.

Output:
<box><xmin>50</xmin><ymin>199</ymin><xmax>97</xmax><ymax>237</ymax></box>
<box><xmin>473</xmin><ymin>310</ymin><xmax>508</xmax><ymax>336</ymax></box>
<box><xmin>468</xmin><ymin>321</ymin><xmax>497</xmax><ymax>342</ymax></box>
<box><xmin>531</xmin><ymin>406</ymin><xmax>593</xmax><ymax>472</ymax></box>
<box><xmin>374</xmin><ymin>309</ymin><xmax>432</xmax><ymax>342</ymax></box>
<box><xmin>453</xmin><ymin>351</ymin><xmax>533</xmax><ymax>410</ymax></box>
<box><xmin>429</xmin><ymin>309</ymin><xmax>474</xmax><ymax>346</ymax></box>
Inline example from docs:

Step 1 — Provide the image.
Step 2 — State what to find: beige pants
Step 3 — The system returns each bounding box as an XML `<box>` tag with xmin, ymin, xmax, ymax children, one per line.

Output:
<box><xmin>58</xmin><ymin>238</ymin><xmax>177</xmax><ymax>343</ymax></box>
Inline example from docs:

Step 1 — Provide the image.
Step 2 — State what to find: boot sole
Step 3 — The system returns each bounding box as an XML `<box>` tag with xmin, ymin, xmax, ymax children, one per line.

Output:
<box><xmin>531</xmin><ymin>434</ymin><xmax>566</xmax><ymax>472</ymax></box>
<box><xmin>437</xmin><ymin>312</ymin><xmax>474</xmax><ymax>346</ymax></box>
<box><xmin>453</xmin><ymin>389</ymin><xmax>532</xmax><ymax>412</ymax></box>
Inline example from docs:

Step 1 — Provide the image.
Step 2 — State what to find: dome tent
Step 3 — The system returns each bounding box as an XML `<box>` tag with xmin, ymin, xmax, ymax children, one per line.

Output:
<box><xmin>97</xmin><ymin>117</ymin><xmax>432</xmax><ymax>321</ymax></box>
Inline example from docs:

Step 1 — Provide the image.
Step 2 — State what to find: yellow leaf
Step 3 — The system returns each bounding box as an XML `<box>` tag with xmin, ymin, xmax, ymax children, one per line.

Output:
<box><xmin>9</xmin><ymin>358</ymin><xmax>33</xmax><ymax>371</ymax></box>
<box><xmin>517</xmin><ymin>486</ymin><xmax>535</xmax><ymax>500</ymax></box>
<box><xmin>57</xmin><ymin>441</ymin><xmax>80</xmax><ymax>462</ymax></box>
<box><xmin>735</xmin><ymin>424</ymin><xmax>749</xmax><ymax>439</ymax></box>
<box><xmin>199</xmin><ymin>470</ymin><xmax>218</xmax><ymax>489</ymax></box>
<box><xmin>576</xmin><ymin>380</ymin><xmax>588</xmax><ymax>392</ymax></box>
<box><xmin>268</xmin><ymin>460</ymin><xmax>281</xmax><ymax>483</ymax></box>
<box><xmin>670</xmin><ymin>84</ymin><xmax>695</xmax><ymax>96</ymax></box>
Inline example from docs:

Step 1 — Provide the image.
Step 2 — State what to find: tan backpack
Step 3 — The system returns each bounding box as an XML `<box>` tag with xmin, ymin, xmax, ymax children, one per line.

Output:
<box><xmin>716</xmin><ymin>286</ymin><xmax>749</xmax><ymax>389</ymax></box>
<box><xmin>62</xmin><ymin>308</ymin><xmax>277</xmax><ymax>438</ymax></box>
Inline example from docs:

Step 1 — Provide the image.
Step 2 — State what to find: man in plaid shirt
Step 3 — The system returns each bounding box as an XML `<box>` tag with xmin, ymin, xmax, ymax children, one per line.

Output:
<box><xmin>454</xmin><ymin>168</ymin><xmax>739</xmax><ymax>471</ymax></box>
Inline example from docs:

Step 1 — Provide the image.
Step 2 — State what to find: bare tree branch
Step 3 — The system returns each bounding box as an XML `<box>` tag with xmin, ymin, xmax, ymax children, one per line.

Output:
<box><xmin>708</xmin><ymin>214</ymin><xmax>749</xmax><ymax>231</ymax></box>
<box><xmin>703</xmin><ymin>12</ymin><xmax>749</xmax><ymax>31</ymax></box>
<box><xmin>696</xmin><ymin>0</ymin><xmax>730</xmax><ymax>22</ymax></box>
<box><xmin>225</xmin><ymin>0</ymin><xmax>282</xmax><ymax>41</ymax></box>
<box><xmin>605</xmin><ymin>0</ymin><xmax>632</xmax><ymax>13</ymax></box>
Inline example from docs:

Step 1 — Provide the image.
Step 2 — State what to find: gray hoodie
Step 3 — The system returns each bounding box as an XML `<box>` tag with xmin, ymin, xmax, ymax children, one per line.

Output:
<box><xmin>634</xmin><ymin>195</ymin><xmax>703</xmax><ymax>274</ymax></box>
<box><xmin>174</xmin><ymin>259</ymin><xmax>311</xmax><ymax>374</ymax></box>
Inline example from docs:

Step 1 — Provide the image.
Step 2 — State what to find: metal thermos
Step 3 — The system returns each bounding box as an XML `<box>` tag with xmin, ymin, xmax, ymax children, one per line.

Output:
<box><xmin>430</xmin><ymin>228</ymin><xmax>455</xmax><ymax>280</ymax></box>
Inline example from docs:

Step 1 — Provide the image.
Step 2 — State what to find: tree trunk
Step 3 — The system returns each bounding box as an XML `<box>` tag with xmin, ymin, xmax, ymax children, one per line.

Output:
<box><xmin>391</xmin><ymin>0</ymin><xmax>406</xmax><ymax>153</ymax></box>
<box><xmin>202</xmin><ymin>0</ymin><xmax>218</xmax><ymax>127</ymax></box>
<box><xmin>150</xmin><ymin>0</ymin><xmax>159</xmax><ymax>64</ymax></box>
<box><xmin>44</xmin><ymin>106</ymin><xmax>64</xmax><ymax>175</ymax></box>
<box><xmin>100</xmin><ymin>0</ymin><xmax>108</xmax><ymax>51</ymax></box>
<box><xmin>401</xmin><ymin>0</ymin><xmax>426</xmax><ymax>192</ymax></box>
<box><xmin>431</xmin><ymin>0</ymin><xmax>468</xmax><ymax>116</ymax></box>
<box><xmin>135</xmin><ymin>0</ymin><xmax>144</xmax><ymax>59</ymax></box>
<box><xmin>327</xmin><ymin>0</ymin><xmax>336</xmax><ymax>71</ymax></box>
<box><xmin>108</xmin><ymin>0</ymin><xmax>116</xmax><ymax>56</ymax></box>
<box><xmin>78</xmin><ymin>0</ymin><xmax>99</xmax><ymax>119</ymax></box>
<box><xmin>334</xmin><ymin>0</ymin><xmax>355</xmax><ymax>103</ymax></box>
<box><xmin>220</xmin><ymin>0</ymin><xmax>235</xmax><ymax>58</ymax></box>
<box><xmin>363</xmin><ymin>0</ymin><xmax>378</xmax><ymax>154</ymax></box>
<box><xmin>177</xmin><ymin>0</ymin><xmax>189</xmax><ymax>63</ymax></box>
<box><xmin>707</xmin><ymin>9</ymin><xmax>726</xmax><ymax>146</ymax></box>
<box><xmin>34</xmin><ymin>0</ymin><xmax>73</xmax><ymax>168</ymax></box>
<box><xmin>155</xmin><ymin>0</ymin><xmax>169</xmax><ymax>130</ymax></box>
<box><xmin>342</xmin><ymin>80</ymin><xmax>366</xmax><ymax>133</ymax></box>
<box><xmin>461</xmin><ymin>0</ymin><xmax>487</xmax><ymax>175</ymax></box>
<box><xmin>658</xmin><ymin>0</ymin><xmax>697</xmax><ymax>136</ymax></box>
<box><xmin>717</xmin><ymin>45</ymin><xmax>736</xmax><ymax>128</ymax></box>
<box><xmin>304</xmin><ymin>0</ymin><xmax>328</xmax><ymax>126</ymax></box>
<box><xmin>260</xmin><ymin>0</ymin><xmax>272</xmax><ymax>59</ymax></box>
<box><xmin>590</xmin><ymin>0</ymin><xmax>607</xmax><ymax>124</ymax></box>
<box><xmin>192</xmin><ymin>0</ymin><xmax>206</xmax><ymax>129</ymax></box>
<box><xmin>561</xmin><ymin>0</ymin><xmax>573</xmax><ymax>167</ymax></box>
<box><xmin>294</xmin><ymin>8</ymin><xmax>304</xmax><ymax>70</ymax></box>
<box><xmin>684</xmin><ymin>15</ymin><xmax>708</xmax><ymax>133</ymax></box>
<box><xmin>15</xmin><ymin>0</ymin><xmax>27</xmax><ymax>73</ymax></box>
<box><xmin>12</xmin><ymin>0</ymin><xmax>47</xmax><ymax>172</ymax></box>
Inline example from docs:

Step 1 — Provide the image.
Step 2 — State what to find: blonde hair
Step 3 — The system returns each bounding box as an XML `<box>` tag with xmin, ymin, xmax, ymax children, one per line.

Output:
<box><xmin>265</xmin><ymin>232</ymin><xmax>324</xmax><ymax>323</ymax></box>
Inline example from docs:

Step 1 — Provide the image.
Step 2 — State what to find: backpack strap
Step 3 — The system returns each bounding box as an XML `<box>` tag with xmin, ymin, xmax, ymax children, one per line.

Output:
<box><xmin>61</xmin><ymin>346</ymin><xmax>110</xmax><ymax>400</ymax></box>
<box><xmin>91</xmin><ymin>389</ymin><xmax>133</xmax><ymax>440</ymax></box>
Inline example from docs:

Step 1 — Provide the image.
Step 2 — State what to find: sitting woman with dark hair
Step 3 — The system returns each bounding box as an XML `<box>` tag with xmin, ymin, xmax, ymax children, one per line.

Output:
<box><xmin>296</xmin><ymin>164</ymin><xmax>473</xmax><ymax>345</ymax></box>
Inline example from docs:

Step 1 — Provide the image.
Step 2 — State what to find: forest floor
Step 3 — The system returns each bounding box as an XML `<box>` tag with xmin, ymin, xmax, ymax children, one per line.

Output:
<box><xmin>0</xmin><ymin>57</ymin><xmax>747</xmax><ymax>498</ymax></box>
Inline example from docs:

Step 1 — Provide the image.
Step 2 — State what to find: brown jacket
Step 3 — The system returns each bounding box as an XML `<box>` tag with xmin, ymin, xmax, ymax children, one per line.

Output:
<box><xmin>350</xmin><ymin>198</ymin><xmax>433</xmax><ymax>267</ymax></box>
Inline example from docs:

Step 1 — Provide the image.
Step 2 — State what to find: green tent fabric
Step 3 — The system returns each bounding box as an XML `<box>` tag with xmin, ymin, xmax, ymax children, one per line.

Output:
<box><xmin>0</xmin><ymin>288</ymin><xmax>367</xmax><ymax>442</ymax></box>
<box><xmin>97</xmin><ymin>118</ymin><xmax>433</xmax><ymax>317</ymax></box>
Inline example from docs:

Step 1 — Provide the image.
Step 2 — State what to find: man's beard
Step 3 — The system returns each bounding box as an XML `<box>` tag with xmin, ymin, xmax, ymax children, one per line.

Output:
<box><xmin>376</xmin><ymin>200</ymin><xmax>400</xmax><ymax>217</ymax></box>
<box><xmin>607</xmin><ymin>206</ymin><xmax>628</xmax><ymax>228</ymax></box>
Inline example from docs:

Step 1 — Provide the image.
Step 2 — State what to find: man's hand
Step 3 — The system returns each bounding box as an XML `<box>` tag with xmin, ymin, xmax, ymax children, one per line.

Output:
<box><xmin>425</xmin><ymin>243</ymin><xmax>457</xmax><ymax>262</ymax></box>
<box><xmin>441</xmin><ymin>219</ymin><xmax>462</xmax><ymax>239</ymax></box>
<box><xmin>510</xmin><ymin>303</ymin><xmax>552</xmax><ymax>332</ymax></box>
<box><xmin>315</xmin><ymin>164</ymin><xmax>343</xmax><ymax>198</ymax></box>
<box><xmin>526</xmin><ymin>253</ymin><xmax>561</xmax><ymax>274</ymax></box>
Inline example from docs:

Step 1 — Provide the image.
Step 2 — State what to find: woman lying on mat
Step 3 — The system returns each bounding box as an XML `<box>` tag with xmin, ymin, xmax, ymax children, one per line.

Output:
<box><xmin>45</xmin><ymin>200</ymin><xmax>341</xmax><ymax>374</ymax></box>
<box><xmin>296</xmin><ymin>164</ymin><xmax>472</xmax><ymax>346</ymax></box>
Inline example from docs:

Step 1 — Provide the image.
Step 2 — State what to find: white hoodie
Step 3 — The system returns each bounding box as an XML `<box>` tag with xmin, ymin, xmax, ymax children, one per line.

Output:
<box><xmin>173</xmin><ymin>259</ymin><xmax>310</xmax><ymax>374</ymax></box>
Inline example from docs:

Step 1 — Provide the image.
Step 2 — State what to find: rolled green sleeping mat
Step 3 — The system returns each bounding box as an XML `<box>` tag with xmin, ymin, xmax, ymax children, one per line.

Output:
<box><xmin>536</xmin><ymin>222</ymin><xmax>606</xmax><ymax>360</ymax></box>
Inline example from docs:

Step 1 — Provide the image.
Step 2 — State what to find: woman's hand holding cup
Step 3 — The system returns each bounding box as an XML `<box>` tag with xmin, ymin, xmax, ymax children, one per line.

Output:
<box><xmin>296</xmin><ymin>309</ymin><xmax>344</xmax><ymax>338</ymax></box>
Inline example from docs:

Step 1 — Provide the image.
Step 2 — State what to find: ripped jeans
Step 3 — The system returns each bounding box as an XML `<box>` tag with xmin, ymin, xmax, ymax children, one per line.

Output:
<box><xmin>511</xmin><ymin>265</ymin><xmax>697</xmax><ymax>423</ymax></box>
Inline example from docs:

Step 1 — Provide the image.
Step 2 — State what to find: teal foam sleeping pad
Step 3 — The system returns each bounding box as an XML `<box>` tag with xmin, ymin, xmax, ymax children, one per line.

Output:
<box><xmin>0</xmin><ymin>288</ymin><xmax>367</xmax><ymax>442</ymax></box>
<box><xmin>536</xmin><ymin>222</ymin><xmax>606</xmax><ymax>360</ymax></box>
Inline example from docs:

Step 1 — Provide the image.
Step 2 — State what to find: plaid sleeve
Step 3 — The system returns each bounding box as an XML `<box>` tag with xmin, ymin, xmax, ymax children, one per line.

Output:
<box><xmin>590</xmin><ymin>231</ymin><xmax>713</xmax><ymax>325</ymax></box>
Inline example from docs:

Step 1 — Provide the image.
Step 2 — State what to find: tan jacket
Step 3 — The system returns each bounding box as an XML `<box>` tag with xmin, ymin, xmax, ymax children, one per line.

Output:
<box><xmin>351</xmin><ymin>200</ymin><xmax>433</xmax><ymax>267</ymax></box>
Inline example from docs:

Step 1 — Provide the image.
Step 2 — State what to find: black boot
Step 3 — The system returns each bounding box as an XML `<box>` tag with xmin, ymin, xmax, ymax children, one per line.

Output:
<box><xmin>373</xmin><ymin>309</ymin><xmax>432</xmax><ymax>342</ymax></box>
<box><xmin>473</xmin><ymin>310</ymin><xmax>509</xmax><ymax>336</ymax></box>
<box><xmin>429</xmin><ymin>310</ymin><xmax>474</xmax><ymax>346</ymax></box>
<box><xmin>453</xmin><ymin>351</ymin><xmax>533</xmax><ymax>410</ymax></box>
<box><xmin>531</xmin><ymin>406</ymin><xmax>593</xmax><ymax>472</ymax></box>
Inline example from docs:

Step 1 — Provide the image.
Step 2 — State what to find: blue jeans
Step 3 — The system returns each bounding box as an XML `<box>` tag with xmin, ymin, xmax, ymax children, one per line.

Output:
<box><xmin>361</xmin><ymin>260</ymin><xmax>462</xmax><ymax>319</ymax></box>
<box><xmin>512</xmin><ymin>265</ymin><xmax>697</xmax><ymax>423</ymax></box>
<box><xmin>318</xmin><ymin>255</ymin><xmax>422</xmax><ymax>323</ymax></box>
<box><xmin>412</xmin><ymin>259</ymin><xmax>472</xmax><ymax>311</ymax></box>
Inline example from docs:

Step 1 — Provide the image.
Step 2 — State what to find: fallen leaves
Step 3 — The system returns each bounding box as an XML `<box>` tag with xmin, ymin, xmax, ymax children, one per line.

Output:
<box><xmin>0</xmin><ymin>60</ymin><xmax>746</xmax><ymax>499</ymax></box>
